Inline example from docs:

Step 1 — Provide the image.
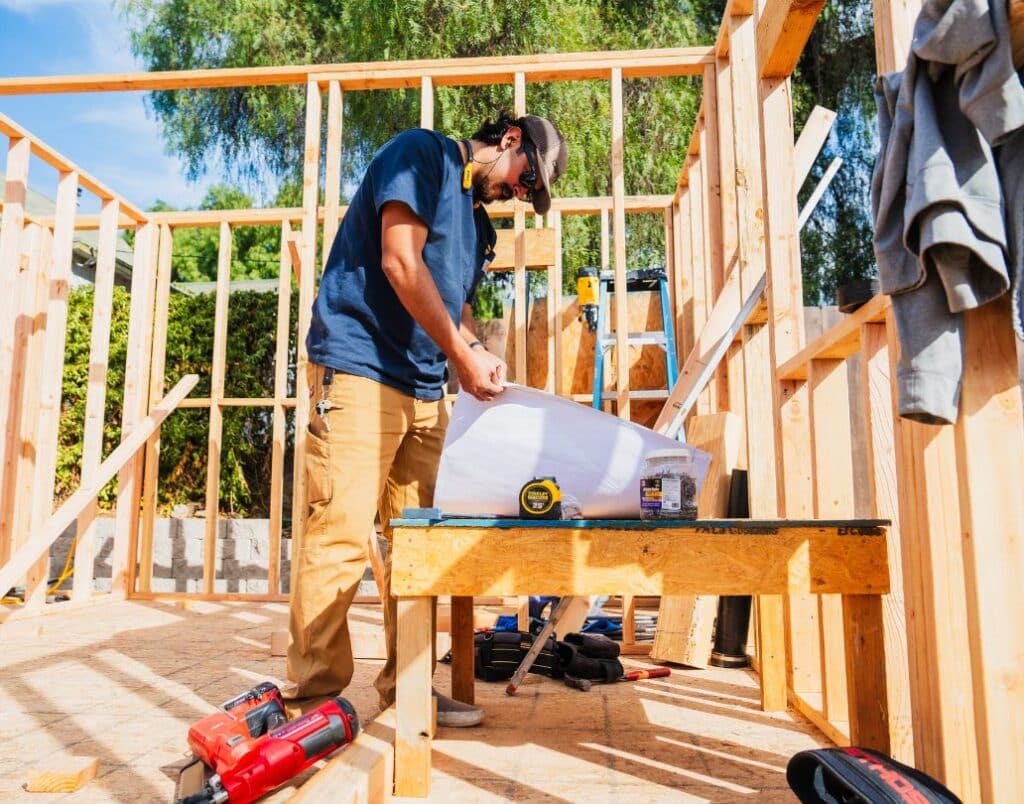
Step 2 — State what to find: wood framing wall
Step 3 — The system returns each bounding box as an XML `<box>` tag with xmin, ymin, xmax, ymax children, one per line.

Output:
<box><xmin>0</xmin><ymin>8</ymin><xmax>1022</xmax><ymax>802</ymax></box>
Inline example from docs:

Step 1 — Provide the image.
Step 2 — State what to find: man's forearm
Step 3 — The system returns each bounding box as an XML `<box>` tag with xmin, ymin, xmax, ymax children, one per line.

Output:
<box><xmin>381</xmin><ymin>254</ymin><xmax>472</xmax><ymax>362</ymax></box>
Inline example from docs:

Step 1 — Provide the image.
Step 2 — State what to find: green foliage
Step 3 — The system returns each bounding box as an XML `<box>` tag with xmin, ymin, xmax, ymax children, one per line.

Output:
<box><xmin>59</xmin><ymin>286</ymin><xmax>298</xmax><ymax>515</ymax></box>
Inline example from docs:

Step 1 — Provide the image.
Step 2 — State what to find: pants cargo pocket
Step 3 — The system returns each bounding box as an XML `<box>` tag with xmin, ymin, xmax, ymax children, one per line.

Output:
<box><xmin>304</xmin><ymin>426</ymin><xmax>333</xmax><ymax>532</ymax></box>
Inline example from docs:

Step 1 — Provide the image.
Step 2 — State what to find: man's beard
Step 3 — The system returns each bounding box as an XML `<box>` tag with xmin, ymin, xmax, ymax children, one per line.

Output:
<box><xmin>472</xmin><ymin>174</ymin><xmax>513</xmax><ymax>205</ymax></box>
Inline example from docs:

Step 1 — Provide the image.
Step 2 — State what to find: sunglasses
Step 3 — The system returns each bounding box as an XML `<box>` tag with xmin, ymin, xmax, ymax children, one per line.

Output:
<box><xmin>518</xmin><ymin>140</ymin><xmax>540</xmax><ymax>202</ymax></box>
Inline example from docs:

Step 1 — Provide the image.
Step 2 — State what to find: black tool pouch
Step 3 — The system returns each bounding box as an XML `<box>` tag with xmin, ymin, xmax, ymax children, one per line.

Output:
<box><xmin>787</xmin><ymin>747</ymin><xmax>962</xmax><ymax>804</ymax></box>
<box><xmin>473</xmin><ymin>630</ymin><xmax>562</xmax><ymax>681</ymax></box>
<box><xmin>557</xmin><ymin>633</ymin><xmax>623</xmax><ymax>682</ymax></box>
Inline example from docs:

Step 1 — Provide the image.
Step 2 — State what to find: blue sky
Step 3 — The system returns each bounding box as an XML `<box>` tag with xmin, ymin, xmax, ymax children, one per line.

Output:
<box><xmin>0</xmin><ymin>0</ymin><xmax>214</xmax><ymax>212</ymax></box>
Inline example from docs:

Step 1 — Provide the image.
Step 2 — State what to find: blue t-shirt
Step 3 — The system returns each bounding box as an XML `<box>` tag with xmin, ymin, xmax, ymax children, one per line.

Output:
<box><xmin>307</xmin><ymin>129</ymin><xmax>496</xmax><ymax>400</ymax></box>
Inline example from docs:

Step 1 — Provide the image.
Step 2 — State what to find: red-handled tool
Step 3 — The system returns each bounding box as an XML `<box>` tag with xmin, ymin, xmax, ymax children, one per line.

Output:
<box><xmin>620</xmin><ymin>667</ymin><xmax>672</xmax><ymax>682</ymax></box>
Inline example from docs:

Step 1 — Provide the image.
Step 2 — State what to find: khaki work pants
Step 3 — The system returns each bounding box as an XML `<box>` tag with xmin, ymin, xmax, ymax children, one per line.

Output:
<box><xmin>286</xmin><ymin>366</ymin><xmax>447</xmax><ymax>705</ymax></box>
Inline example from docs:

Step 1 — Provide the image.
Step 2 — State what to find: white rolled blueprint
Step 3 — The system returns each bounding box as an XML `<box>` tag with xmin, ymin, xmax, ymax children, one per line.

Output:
<box><xmin>434</xmin><ymin>384</ymin><xmax>710</xmax><ymax>519</ymax></box>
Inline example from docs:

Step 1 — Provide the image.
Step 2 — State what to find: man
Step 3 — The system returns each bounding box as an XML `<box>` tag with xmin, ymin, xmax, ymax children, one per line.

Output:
<box><xmin>286</xmin><ymin>113</ymin><xmax>568</xmax><ymax>727</ymax></box>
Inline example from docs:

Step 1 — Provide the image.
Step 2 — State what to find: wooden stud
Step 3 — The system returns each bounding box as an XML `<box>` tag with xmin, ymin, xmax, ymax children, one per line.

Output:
<box><xmin>288</xmin><ymin>81</ymin><xmax>323</xmax><ymax>595</ymax></box>
<box><xmin>71</xmin><ymin>198</ymin><xmax>120</xmax><ymax>603</ymax></box>
<box><xmin>321</xmin><ymin>81</ymin><xmax>343</xmax><ymax>268</ymax></box>
<box><xmin>267</xmin><ymin>220</ymin><xmax>293</xmax><ymax>595</ymax></box>
<box><xmin>550</xmin><ymin>210</ymin><xmax>563</xmax><ymax>396</ymax></box>
<box><xmin>860</xmin><ymin>321</ymin><xmax>913</xmax><ymax>763</ymax></box>
<box><xmin>201</xmin><ymin>222</ymin><xmax>232</xmax><ymax>594</ymax></box>
<box><xmin>138</xmin><ymin>223</ymin><xmax>174</xmax><ymax>593</ymax></box>
<box><xmin>893</xmin><ymin>351</ymin><xmax>981</xmax><ymax>798</ymax></box>
<box><xmin>420</xmin><ymin>75</ymin><xmax>434</xmax><ymax>128</ymax></box>
<box><xmin>513</xmin><ymin>72</ymin><xmax>528</xmax><ymax>386</ymax></box>
<box><xmin>24</xmin><ymin>170</ymin><xmax>77</xmax><ymax>605</ymax></box>
<box><xmin>395</xmin><ymin>596</ymin><xmax>432</xmax><ymax>797</ymax></box>
<box><xmin>953</xmin><ymin>296</ymin><xmax>1024</xmax><ymax>802</ymax></box>
<box><xmin>113</xmin><ymin>222</ymin><xmax>158</xmax><ymax>594</ymax></box>
<box><xmin>808</xmin><ymin>358</ymin><xmax>853</xmax><ymax>725</ymax></box>
<box><xmin>688</xmin><ymin>159</ymin><xmax>708</xmax><ymax>415</ymax></box>
<box><xmin>610</xmin><ymin>66</ymin><xmax>629</xmax><ymax>419</ymax></box>
<box><xmin>0</xmin><ymin>135</ymin><xmax>30</xmax><ymax>567</ymax></box>
<box><xmin>19</xmin><ymin>226</ymin><xmax>50</xmax><ymax>610</ymax></box>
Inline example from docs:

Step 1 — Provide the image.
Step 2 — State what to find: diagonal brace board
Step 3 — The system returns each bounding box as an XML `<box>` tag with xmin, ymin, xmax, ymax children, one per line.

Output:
<box><xmin>654</xmin><ymin>104</ymin><xmax>836</xmax><ymax>436</ymax></box>
<box><xmin>0</xmin><ymin>375</ymin><xmax>197</xmax><ymax>599</ymax></box>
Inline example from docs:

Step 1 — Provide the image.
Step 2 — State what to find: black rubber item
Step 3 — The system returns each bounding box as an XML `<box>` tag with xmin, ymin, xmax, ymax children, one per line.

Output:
<box><xmin>787</xmin><ymin>747</ymin><xmax>962</xmax><ymax>803</ymax></box>
<box><xmin>710</xmin><ymin>469</ymin><xmax>752</xmax><ymax>668</ymax></box>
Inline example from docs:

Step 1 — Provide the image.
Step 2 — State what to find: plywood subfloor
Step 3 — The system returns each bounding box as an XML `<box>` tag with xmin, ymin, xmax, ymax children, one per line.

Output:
<box><xmin>0</xmin><ymin>600</ymin><xmax>828</xmax><ymax>802</ymax></box>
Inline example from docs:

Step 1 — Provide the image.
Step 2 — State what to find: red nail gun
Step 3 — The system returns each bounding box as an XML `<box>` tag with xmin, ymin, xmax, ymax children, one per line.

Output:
<box><xmin>175</xmin><ymin>682</ymin><xmax>359</xmax><ymax>804</ymax></box>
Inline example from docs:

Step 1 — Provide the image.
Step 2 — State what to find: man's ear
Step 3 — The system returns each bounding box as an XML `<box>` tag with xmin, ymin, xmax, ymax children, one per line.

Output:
<box><xmin>500</xmin><ymin>125</ymin><xmax>523</xmax><ymax>151</ymax></box>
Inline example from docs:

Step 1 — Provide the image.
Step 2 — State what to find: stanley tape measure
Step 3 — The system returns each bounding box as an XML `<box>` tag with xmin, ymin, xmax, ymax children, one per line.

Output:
<box><xmin>518</xmin><ymin>477</ymin><xmax>563</xmax><ymax>520</ymax></box>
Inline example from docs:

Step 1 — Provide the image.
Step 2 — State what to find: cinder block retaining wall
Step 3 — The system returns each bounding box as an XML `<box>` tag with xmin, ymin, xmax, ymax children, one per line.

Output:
<box><xmin>50</xmin><ymin>518</ymin><xmax>292</xmax><ymax>594</ymax></box>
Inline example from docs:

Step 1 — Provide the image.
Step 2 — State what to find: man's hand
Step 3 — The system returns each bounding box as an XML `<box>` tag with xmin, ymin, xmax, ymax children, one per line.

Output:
<box><xmin>454</xmin><ymin>346</ymin><xmax>506</xmax><ymax>401</ymax></box>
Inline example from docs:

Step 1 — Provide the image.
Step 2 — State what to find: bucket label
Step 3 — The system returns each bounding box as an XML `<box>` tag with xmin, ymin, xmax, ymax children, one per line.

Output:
<box><xmin>640</xmin><ymin>478</ymin><xmax>663</xmax><ymax>510</ymax></box>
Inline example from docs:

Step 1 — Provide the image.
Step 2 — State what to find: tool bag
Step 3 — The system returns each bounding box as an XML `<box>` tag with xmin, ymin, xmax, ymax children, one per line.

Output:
<box><xmin>557</xmin><ymin>632</ymin><xmax>624</xmax><ymax>682</ymax></box>
<box><xmin>787</xmin><ymin>747</ymin><xmax>962</xmax><ymax>803</ymax></box>
<box><xmin>473</xmin><ymin>630</ymin><xmax>562</xmax><ymax>681</ymax></box>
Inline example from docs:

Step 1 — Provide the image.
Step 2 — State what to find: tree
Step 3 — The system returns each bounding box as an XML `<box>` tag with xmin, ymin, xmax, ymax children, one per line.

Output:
<box><xmin>121</xmin><ymin>0</ymin><xmax>704</xmax><ymax>307</ymax></box>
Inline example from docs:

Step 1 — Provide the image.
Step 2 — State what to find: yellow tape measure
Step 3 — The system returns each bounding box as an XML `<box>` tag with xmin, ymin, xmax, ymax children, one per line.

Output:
<box><xmin>519</xmin><ymin>477</ymin><xmax>563</xmax><ymax>519</ymax></box>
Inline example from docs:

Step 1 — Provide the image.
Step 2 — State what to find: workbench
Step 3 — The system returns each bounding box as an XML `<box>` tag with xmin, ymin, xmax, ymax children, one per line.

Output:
<box><xmin>389</xmin><ymin>517</ymin><xmax>891</xmax><ymax>798</ymax></box>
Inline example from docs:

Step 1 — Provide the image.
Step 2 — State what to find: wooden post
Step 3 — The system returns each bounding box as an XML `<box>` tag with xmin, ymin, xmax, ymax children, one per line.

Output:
<box><xmin>420</xmin><ymin>75</ymin><xmax>434</xmax><ymax>129</ymax></box>
<box><xmin>513</xmin><ymin>72</ymin><xmax>528</xmax><ymax>388</ymax></box>
<box><xmin>267</xmin><ymin>220</ymin><xmax>293</xmax><ymax>595</ymax></box>
<box><xmin>26</xmin><ymin>170</ymin><xmax>77</xmax><ymax>605</ymax></box>
<box><xmin>860</xmin><ymin>321</ymin><xmax>914</xmax><ymax>763</ymax></box>
<box><xmin>202</xmin><ymin>221</ymin><xmax>232</xmax><ymax>594</ymax></box>
<box><xmin>138</xmin><ymin>223</ymin><xmax>174</xmax><ymax>593</ymax></box>
<box><xmin>0</xmin><ymin>135</ymin><xmax>30</xmax><ymax>568</ymax></box>
<box><xmin>288</xmin><ymin>81</ymin><xmax>323</xmax><ymax>593</ymax></box>
<box><xmin>729</xmin><ymin>8</ymin><xmax>786</xmax><ymax>711</ymax></box>
<box><xmin>322</xmin><ymin>81</ymin><xmax>344</xmax><ymax>268</ymax></box>
<box><xmin>702</xmin><ymin>65</ymin><xmax>725</xmax><ymax>300</ymax></box>
<box><xmin>808</xmin><ymin>358</ymin><xmax>853</xmax><ymax>727</ymax></box>
<box><xmin>953</xmin><ymin>295</ymin><xmax>1024</xmax><ymax>802</ymax></box>
<box><xmin>395</xmin><ymin>596</ymin><xmax>432</xmax><ymax>797</ymax></box>
<box><xmin>71</xmin><ymin>198</ymin><xmax>120</xmax><ymax>603</ymax></box>
<box><xmin>18</xmin><ymin>225</ymin><xmax>49</xmax><ymax>610</ymax></box>
<box><xmin>610</xmin><ymin>66</ymin><xmax>629</xmax><ymax>419</ymax></box>
<box><xmin>548</xmin><ymin>209</ymin><xmax>562</xmax><ymax>396</ymax></box>
<box><xmin>113</xmin><ymin>221</ymin><xmax>158</xmax><ymax>594</ymax></box>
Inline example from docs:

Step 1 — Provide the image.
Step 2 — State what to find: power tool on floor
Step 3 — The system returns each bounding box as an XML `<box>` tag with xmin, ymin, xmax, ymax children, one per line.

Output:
<box><xmin>175</xmin><ymin>682</ymin><xmax>359</xmax><ymax>804</ymax></box>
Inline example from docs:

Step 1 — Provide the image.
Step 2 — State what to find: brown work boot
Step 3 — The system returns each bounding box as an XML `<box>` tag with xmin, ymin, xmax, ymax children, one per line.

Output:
<box><xmin>433</xmin><ymin>690</ymin><xmax>484</xmax><ymax>728</ymax></box>
<box><xmin>377</xmin><ymin>688</ymin><xmax>484</xmax><ymax>727</ymax></box>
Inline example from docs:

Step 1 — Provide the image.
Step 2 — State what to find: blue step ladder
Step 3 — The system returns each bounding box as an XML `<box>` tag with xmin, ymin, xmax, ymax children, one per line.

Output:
<box><xmin>592</xmin><ymin>267</ymin><xmax>678</xmax><ymax>411</ymax></box>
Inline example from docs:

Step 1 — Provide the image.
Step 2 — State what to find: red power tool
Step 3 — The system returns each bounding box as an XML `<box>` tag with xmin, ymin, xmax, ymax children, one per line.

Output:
<box><xmin>176</xmin><ymin>683</ymin><xmax>359</xmax><ymax>804</ymax></box>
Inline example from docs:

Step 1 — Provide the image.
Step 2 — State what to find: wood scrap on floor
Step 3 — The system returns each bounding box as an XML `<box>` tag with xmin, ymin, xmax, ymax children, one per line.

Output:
<box><xmin>24</xmin><ymin>756</ymin><xmax>99</xmax><ymax>793</ymax></box>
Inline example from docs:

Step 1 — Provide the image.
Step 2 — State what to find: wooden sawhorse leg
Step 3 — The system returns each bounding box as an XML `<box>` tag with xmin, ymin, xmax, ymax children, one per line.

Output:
<box><xmin>450</xmin><ymin>595</ymin><xmax>474</xmax><ymax>704</ymax></box>
<box><xmin>395</xmin><ymin>596</ymin><xmax>433</xmax><ymax>797</ymax></box>
<box><xmin>843</xmin><ymin>593</ymin><xmax>890</xmax><ymax>753</ymax></box>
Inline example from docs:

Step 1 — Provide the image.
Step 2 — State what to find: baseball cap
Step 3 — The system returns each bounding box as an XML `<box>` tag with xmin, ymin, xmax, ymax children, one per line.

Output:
<box><xmin>519</xmin><ymin>114</ymin><xmax>567</xmax><ymax>215</ymax></box>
